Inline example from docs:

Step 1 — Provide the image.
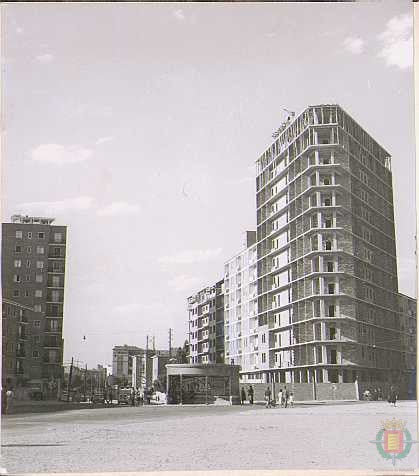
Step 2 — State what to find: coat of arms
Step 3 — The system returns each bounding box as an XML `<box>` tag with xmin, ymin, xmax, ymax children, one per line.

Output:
<box><xmin>370</xmin><ymin>418</ymin><xmax>417</xmax><ymax>466</ymax></box>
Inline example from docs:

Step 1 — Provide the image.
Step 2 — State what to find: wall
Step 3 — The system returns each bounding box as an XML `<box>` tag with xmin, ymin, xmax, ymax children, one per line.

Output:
<box><xmin>240</xmin><ymin>381</ymin><xmax>358</xmax><ymax>402</ymax></box>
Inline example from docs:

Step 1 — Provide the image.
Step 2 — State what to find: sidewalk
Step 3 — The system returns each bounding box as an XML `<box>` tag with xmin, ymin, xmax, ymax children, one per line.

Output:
<box><xmin>4</xmin><ymin>400</ymin><xmax>118</xmax><ymax>415</ymax></box>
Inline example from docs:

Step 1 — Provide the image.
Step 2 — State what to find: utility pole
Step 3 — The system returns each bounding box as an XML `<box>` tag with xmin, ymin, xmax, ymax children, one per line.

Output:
<box><xmin>169</xmin><ymin>328</ymin><xmax>173</xmax><ymax>358</ymax></box>
<box><xmin>84</xmin><ymin>363</ymin><xmax>87</xmax><ymax>402</ymax></box>
<box><xmin>152</xmin><ymin>336</ymin><xmax>155</xmax><ymax>352</ymax></box>
<box><xmin>66</xmin><ymin>357</ymin><xmax>73</xmax><ymax>403</ymax></box>
<box><xmin>146</xmin><ymin>336</ymin><xmax>149</xmax><ymax>390</ymax></box>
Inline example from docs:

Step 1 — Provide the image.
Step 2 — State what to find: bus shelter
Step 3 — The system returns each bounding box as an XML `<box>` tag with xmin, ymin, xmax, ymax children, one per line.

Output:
<box><xmin>166</xmin><ymin>363</ymin><xmax>240</xmax><ymax>405</ymax></box>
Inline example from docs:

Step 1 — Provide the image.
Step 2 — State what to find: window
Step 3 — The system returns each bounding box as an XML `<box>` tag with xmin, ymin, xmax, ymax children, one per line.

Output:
<box><xmin>324</xmin><ymin>218</ymin><xmax>332</xmax><ymax>228</ymax></box>
<box><xmin>261</xmin><ymin>334</ymin><xmax>266</xmax><ymax>344</ymax></box>
<box><xmin>35</xmin><ymin>274</ymin><xmax>43</xmax><ymax>283</ymax></box>
<box><xmin>327</xmin><ymin>283</ymin><xmax>335</xmax><ymax>294</ymax></box>
<box><xmin>15</xmin><ymin>245</ymin><xmax>22</xmax><ymax>253</ymax></box>
<box><xmin>26</xmin><ymin>246</ymin><xmax>32</xmax><ymax>254</ymax></box>
<box><xmin>53</xmin><ymin>262</ymin><xmax>61</xmax><ymax>272</ymax></box>
<box><xmin>329</xmin><ymin>327</ymin><xmax>336</xmax><ymax>340</ymax></box>
<box><xmin>52</xmin><ymin>276</ymin><xmax>60</xmax><ymax>287</ymax></box>
<box><xmin>327</xmin><ymin>262</ymin><xmax>334</xmax><ymax>272</ymax></box>
<box><xmin>33</xmin><ymin>335</ymin><xmax>40</xmax><ymax>344</ymax></box>
<box><xmin>325</xmin><ymin>240</ymin><xmax>332</xmax><ymax>251</ymax></box>
<box><xmin>36</xmin><ymin>261</ymin><xmax>44</xmax><ymax>269</ymax></box>
<box><xmin>323</xmin><ymin>176</ymin><xmax>331</xmax><ymax>186</ymax></box>
<box><xmin>35</xmin><ymin>290</ymin><xmax>43</xmax><ymax>298</ymax></box>
<box><xmin>261</xmin><ymin>353</ymin><xmax>266</xmax><ymax>364</ymax></box>
<box><xmin>25</xmin><ymin>290</ymin><xmax>30</xmax><ymax>297</ymax></box>
<box><xmin>15</xmin><ymin>231</ymin><xmax>23</xmax><ymax>239</ymax></box>
<box><xmin>13</xmin><ymin>274</ymin><xmax>21</xmax><ymax>283</ymax></box>
<box><xmin>28</xmin><ymin>232</ymin><xmax>32</xmax><ymax>239</ymax></box>
<box><xmin>32</xmin><ymin>351</ymin><xmax>40</xmax><ymax>358</ymax></box>
<box><xmin>54</xmin><ymin>233</ymin><xmax>63</xmax><ymax>243</ymax></box>
<box><xmin>324</xmin><ymin>197</ymin><xmax>332</xmax><ymax>206</ymax></box>
<box><xmin>25</xmin><ymin>275</ymin><xmax>30</xmax><ymax>282</ymax></box>
<box><xmin>330</xmin><ymin>349</ymin><xmax>337</xmax><ymax>364</ymax></box>
<box><xmin>34</xmin><ymin>304</ymin><xmax>42</xmax><ymax>313</ymax></box>
<box><xmin>14</xmin><ymin>260</ymin><xmax>22</xmax><ymax>268</ymax></box>
<box><xmin>328</xmin><ymin>305</ymin><xmax>335</xmax><ymax>317</ymax></box>
<box><xmin>36</xmin><ymin>246</ymin><xmax>45</xmax><ymax>254</ymax></box>
<box><xmin>54</xmin><ymin>247</ymin><xmax>61</xmax><ymax>257</ymax></box>
<box><xmin>38</xmin><ymin>232</ymin><xmax>45</xmax><ymax>239</ymax></box>
<box><xmin>13</xmin><ymin>290</ymin><xmax>20</xmax><ymax>297</ymax></box>
<box><xmin>26</xmin><ymin>260</ymin><xmax>31</xmax><ymax>268</ymax></box>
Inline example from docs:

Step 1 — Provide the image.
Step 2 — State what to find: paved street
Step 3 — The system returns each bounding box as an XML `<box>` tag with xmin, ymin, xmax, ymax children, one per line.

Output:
<box><xmin>1</xmin><ymin>401</ymin><xmax>417</xmax><ymax>473</ymax></box>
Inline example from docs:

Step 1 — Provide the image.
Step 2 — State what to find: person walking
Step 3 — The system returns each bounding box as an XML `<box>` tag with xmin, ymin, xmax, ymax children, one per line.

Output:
<box><xmin>131</xmin><ymin>388</ymin><xmax>136</xmax><ymax>407</ymax></box>
<box><xmin>388</xmin><ymin>386</ymin><xmax>398</xmax><ymax>407</ymax></box>
<box><xmin>278</xmin><ymin>388</ymin><xmax>283</xmax><ymax>407</ymax></box>
<box><xmin>5</xmin><ymin>388</ymin><xmax>14</xmax><ymax>415</ymax></box>
<box><xmin>248</xmin><ymin>385</ymin><xmax>254</xmax><ymax>405</ymax></box>
<box><xmin>240</xmin><ymin>387</ymin><xmax>246</xmax><ymax>405</ymax></box>
<box><xmin>289</xmin><ymin>392</ymin><xmax>294</xmax><ymax>408</ymax></box>
<box><xmin>284</xmin><ymin>387</ymin><xmax>289</xmax><ymax>408</ymax></box>
<box><xmin>264</xmin><ymin>386</ymin><xmax>272</xmax><ymax>408</ymax></box>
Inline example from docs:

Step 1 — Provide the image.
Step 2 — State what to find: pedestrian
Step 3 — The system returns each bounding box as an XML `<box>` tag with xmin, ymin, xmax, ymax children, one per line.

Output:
<box><xmin>264</xmin><ymin>386</ymin><xmax>272</xmax><ymax>408</ymax></box>
<box><xmin>248</xmin><ymin>385</ymin><xmax>254</xmax><ymax>405</ymax></box>
<box><xmin>289</xmin><ymin>392</ymin><xmax>294</xmax><ymax>408</ymax></box>
<box><xmin>240</xmin><ymin>387</ymin><xmax>246</xmax><ymax>405</ymax></box>
<box><xmin>388</xmin><ymin>386</ymin><xmax>398</xmax><ymax>407</ymax></box>
<box><xmin>278</xmin><ymin>388</ymin><xmax>283</xmax><ymax>407</ymax></box>
<box><xmin>1</xmin><ymin>389</ymin><xmax>6</xmax><ymax>413</ymax></box>
<box><xmin>131</xmin><ymin>388</ymin><xmax>136</xmax><ymax>407</ymax></box>
<box><xmin>136</xmin><ymin>389</ymin><xmax>141</xmax><ymax>406</ymax></box>
<box><xmin>5</xmin><ymin>388</ymin><xmax>14</xmax><ymax>415</ymax></box>
<box><xmin>284</xmin><ymin>387</ymin><xmax>289</xmax><ymax>408</ymax></box>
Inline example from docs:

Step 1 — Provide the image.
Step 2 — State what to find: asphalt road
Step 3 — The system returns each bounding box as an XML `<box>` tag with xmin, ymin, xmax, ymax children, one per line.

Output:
<box><xmin>1</xmin><ymin>401</ymin><xmax>417</xmax><ymax>473</ymax></box>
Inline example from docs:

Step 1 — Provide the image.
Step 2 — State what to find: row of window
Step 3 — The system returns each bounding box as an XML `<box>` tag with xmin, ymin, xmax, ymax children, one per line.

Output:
<box><xmin>14</xmin><ymin>245</ymin><xmax>63</xmax><ymax>256</ymax></box>
<box><xmin>15</xmin><ymin>230</ymin><xmax>63</xmax><ymax>242</ymax></box>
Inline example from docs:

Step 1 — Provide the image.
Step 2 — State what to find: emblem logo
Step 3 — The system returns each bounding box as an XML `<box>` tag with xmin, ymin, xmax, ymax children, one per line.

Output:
<box><xmin>370</xmin><ymin>418</ymin><xmax>418</xmax><ymax>466</ymax></box>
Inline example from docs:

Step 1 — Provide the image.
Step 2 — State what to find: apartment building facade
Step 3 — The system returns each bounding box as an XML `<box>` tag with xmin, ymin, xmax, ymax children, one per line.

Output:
<box><xmin>112</xmin><ymin>345</ymin><xmax>169</xmax><ymax>388</ymax></box>
<box><xmin>224</xmin><ymin>232</ymin><xmax>259</xmax><ymax>373</ymax></box>
<box><xmin>2</xmin><ymin>215</ymin><xmax>67</xmax><ymax>396</ymax></box>
<box><xmin>188</xmin><ymin>280</ymin><xmax>224</xmax><ymax>364</ymax></box>
<box><xmin>254</xmin><ymin>104</ymin><xmax>405</xmax><ymax>385</ymax></box>
<box><xmin>397</xmin><ymin>293</ymin><xmax>417</xmax><ymax>394</ymax></box>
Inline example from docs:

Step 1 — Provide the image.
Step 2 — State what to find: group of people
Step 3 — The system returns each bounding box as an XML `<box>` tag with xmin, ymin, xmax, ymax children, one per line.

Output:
<box><xmin>240</xmin><ymin>385</ymin><xmax>255</xmax><ymax>404</ymax></box>
<box><xmin>239</xmin><ymin>385</ymin><xmax>294</xmax><ymax>408</ymax></box>
<box><xmin>264</xmin><ymin>386</ymin><xmax>294</xmax><ymax>408</ymax></box>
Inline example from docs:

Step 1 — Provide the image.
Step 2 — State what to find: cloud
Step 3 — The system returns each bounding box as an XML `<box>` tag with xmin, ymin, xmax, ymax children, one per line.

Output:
<box><xmin>158</xmin><ymin>248</ymin><xmax>222</xmax><ymax>265</ymax></box>
<box><xmin>97</xmin><ymin>201</ymin><xmax>140</xmax><ymax>217</ymax></box>
<box><xmin>173</xmin><ymin>9</ymin><xmax>185</xmax><ymax>21</ymax></box>
<box><xmin>31</xmin><ymin>143</ymin><xmax>94</xmax><ymax>165</ymax></box>
<box><xmin>95</xmin><ymin>136</ymin><xmax>114</xmax><ymax>145</ymax></box>
<box><xmin>377</xmin><ymin>13</ymin><xmax>413</xmax><ymax>70</ymax></box>
<box><xmin>168</xmin><ymin>274</ymin><xmax>201</xmax><ymax>292</ymax></box>
<box><xmin>35</xmin><ymin>53</ymin><xmax>54</xmax><ymax>64</ymax></box>
<box><xmin>16</xmin><ymin>196</ymin><xmax>94</xmax><ymax>215</ymax></box>
<box><xmin>343</xmin><ymin>37</ymin><xmax>365</xmax><ymax>55</ymax></box>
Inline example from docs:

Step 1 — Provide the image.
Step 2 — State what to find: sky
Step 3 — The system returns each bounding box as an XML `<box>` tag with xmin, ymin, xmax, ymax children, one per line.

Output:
<box><xmin>2</xmin><ymin>1</ymin><xmax>416</xmax><ymax>368</ymax></box>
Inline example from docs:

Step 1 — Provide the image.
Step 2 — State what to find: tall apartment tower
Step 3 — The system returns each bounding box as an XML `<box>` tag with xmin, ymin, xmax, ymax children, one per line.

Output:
<box><xmin>255</xmin><ymin>104</ymin><xmax>403</xmax><ymax>386</ymax></box>
<box><xmin>187</xmin><ymin>280</ymin><xmax>224</xmax><ymax>364</ymax></box>
<box><xmin>2</xmin><ymin>215</ymin><xmax>67</xmax><ymax>396</ymax></box>
<box><xmin>224</xmin><ymin>231</ymin><xmax>258</xmax><ymax>370</ymax></box>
